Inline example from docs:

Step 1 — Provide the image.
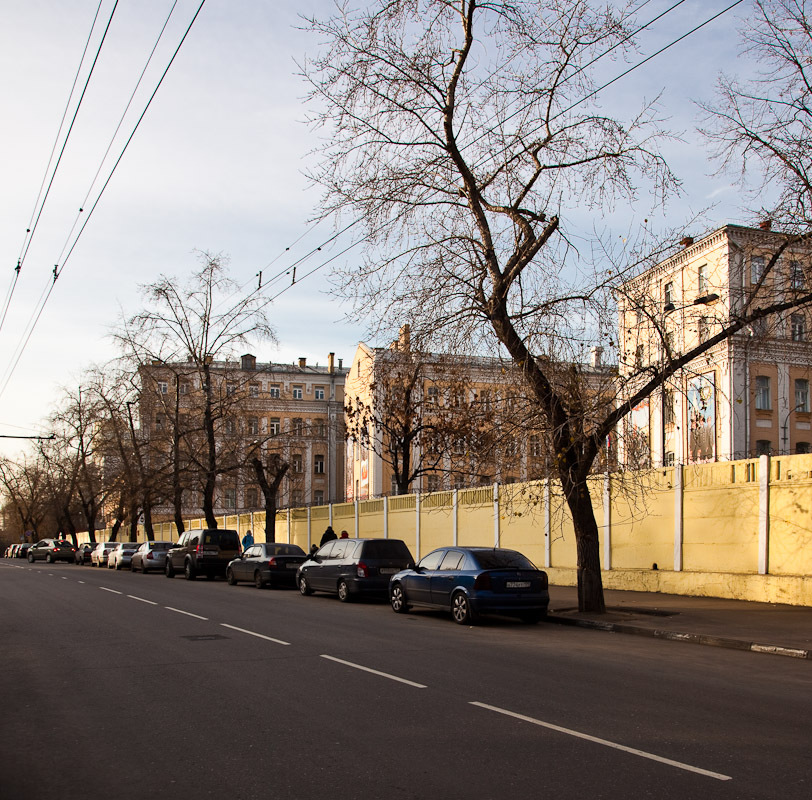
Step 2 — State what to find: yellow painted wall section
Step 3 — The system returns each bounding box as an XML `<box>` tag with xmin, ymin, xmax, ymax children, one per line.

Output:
<box><xmin>682</xmin><ymin>484</ymin><xmax>759</xmax><ymax>573</ymax></box>
<box><xmin>768</xmin><ymin>480</ymin><xmax>812</xmax><ymax>576</ymax></box>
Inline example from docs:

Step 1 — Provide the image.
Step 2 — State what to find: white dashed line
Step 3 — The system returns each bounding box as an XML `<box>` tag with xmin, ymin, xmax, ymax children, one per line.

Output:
<box><xmin>78</xmin><ymin>581</ymin><xmax>85</xmax><ymax>584</ymax></box>
<box><xmin>469</xmin><ymin>702</ymin><xmax>732</xmax><ymax>781</ymax></box>
<box><xmin>165</xmin><ymin>606</ymin><xmax>208</xmax><ymax>621</ymax></box>
<box><xmin>320</xmin><ymin>655</ymin><xmax>427</xmax><ymax>688</ymax></box>
<box><xmin>127</xmin><ymin>595</ymin><xmax>157</xmax><ymax>606</ymax></box>
<box><xmin>220</xmin><ymin>623</ymin><xmax>290</xmax><ymax>646</ymax></box>
<box><xmin>100</xmin><ymin>587</ymin><xmax>122</xmax><ymax>595</ymax></box>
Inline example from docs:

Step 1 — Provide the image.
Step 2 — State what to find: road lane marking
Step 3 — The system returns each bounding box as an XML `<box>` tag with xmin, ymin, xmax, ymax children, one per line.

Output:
<box><xmin>469</xmin><ymin>702</ymin><xmax>732</xmax><ymax>781</ymax></box>
<box><xmin>78</xmin><ymin>581</ymin><xmax>85</xmax><ymax>584</ymax></box>
<box><xmin>165</xmin><ymin>606</ymin><xmax>208</xmax><ymax>621</ymax></box>
<box><xmin>321</xmin><ymin>655</ymin><xmax>427</xmax><ymax>688</ymax></box>
<box><xmin>127</xmin><ymin>595</ymin><xmax>157</xmax><ymax>606</ymax></box>
<box><xmin>220</xmin><ymin>623</ymin><xmax>290</xmax><ymax>646</ymax></box>
<box><xmin>100</xmin><ymin>587</ymin><xmax>122</xmax><ymax>595</ymax></box>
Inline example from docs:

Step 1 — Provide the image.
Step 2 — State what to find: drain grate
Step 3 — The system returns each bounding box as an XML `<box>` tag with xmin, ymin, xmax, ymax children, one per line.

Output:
<box><xmin>181</xmin><ymin>634</ymin><xmax>229</xmax><ymax>641</ymax></box>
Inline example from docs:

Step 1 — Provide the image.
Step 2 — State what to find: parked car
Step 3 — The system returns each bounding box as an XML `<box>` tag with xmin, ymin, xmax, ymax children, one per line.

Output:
<box><xmin>108</xmin><ymin>541</ymin><xmax>140</xmax><ymax>570</ymax></box>
<box><xmin>389</xmin><ymin>546</ymin><xmax>549</xmax><ymax>625</ymax></box>
<box><xmin>74</xmin><ymin>543</ymin><xmax>94</xmax><ymax>565</ymax></box>
<box><xmin>16</xmin><ymin>543</ymin><xmax>32</xmax><ymax>559</ymax></box>
<box><xmin>130</xmin><ymin>541</ymin><xmax>173</xmax><ymax>573</ymax></box>
<box><xmin>27</xmin><ymin>538</ymin><xmax>76</xmax><ymax>564</ymax></box>
<box><xmin>165</xmin><ymin>529</ymin><xmax>241</xmax><ymax>580</ymax></box>
<box><xmin>90</xmin><ymin>542</ymin><xmax>118</xmax><ymax>567</ymax></box>
<box><xmin>297</xmin><ymin>538</ymin><xmax>415</xmax><ymax>601</ymax></box>
<box><xmin>227</xmin><ymin>543</ymin><xmax>307</xmax><ymax>589</ymax></box>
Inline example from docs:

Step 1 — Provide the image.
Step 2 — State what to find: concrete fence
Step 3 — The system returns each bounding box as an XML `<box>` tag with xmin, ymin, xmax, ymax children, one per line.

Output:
<box><xmin>94</xmin><ymin>453</ymin><xmax>812</xmax><ymax>606</ymax></box>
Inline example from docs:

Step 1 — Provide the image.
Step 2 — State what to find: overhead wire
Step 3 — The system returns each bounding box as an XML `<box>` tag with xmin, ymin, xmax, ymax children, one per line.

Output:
<box><xmin>0</xmin><ymin>0</ymin><xmax>208</xmax><ymax>405</ymax></box>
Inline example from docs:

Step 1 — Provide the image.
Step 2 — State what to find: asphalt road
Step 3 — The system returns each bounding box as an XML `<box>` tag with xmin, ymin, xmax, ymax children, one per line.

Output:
<box><xmin>1</xmin><ymin>559</ymin><xmax>809</xmax><ymax>800</ymax></box>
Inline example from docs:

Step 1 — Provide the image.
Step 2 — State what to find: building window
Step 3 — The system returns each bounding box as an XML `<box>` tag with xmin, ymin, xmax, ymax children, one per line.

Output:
<box><xmin>245</xmin><ymin>487</ymin><xmax>258</xmax><ymax>508</ymax></box>
<box><xmin>698</xmin><ymin>316</ymin><xmax>709</xmax><ymax>343</ymax></box>
<box><xmin>315</xmin><ymin>386</ymin><xmax>325</xmax><ymax>400</ymax></box>
<box><xmin>664</xmin><ymin>390</ymin><xmax>676</xmax><ymax>425</ymax></box>
<box><xmin>292</xmin><ymin>418</ymin><xmax>304</xmax><ymax>435</ymax></box>
<box><xmin>756</xmin><ymin>439</ymin><xmax>772</xmax><ymax>456</ymax></box>
<box><xmin>224</xmin><ymin>488</ymin><xmax>237</xmax><ymax>509</ymax></box>
<box><xmin>426</xmin><ymin>474</ymin><xmax>441</xmax><ymax>493</ymax></box>
<box><xmin>479</xmin><ymin>390</ymin><xmax>492</xmax><ymax>411</ymax></box>
<box><xmin>292</xmin><ymin>455</ymin><xmax>303</xmax><ymax>473</ymax></box>
<box><xmin>635</xmin><ymin>344</ymin><xmax>645</xmax><ymax>369</ymax></box>
<box><xmin>791</xmin><ymin>314</ymin><xmax>806</xmax><ymax>342</ymax></box>
<box><xmin>314</xmin><ymin>490</ymin><xmax>325</xmax><ymax>505</ymax></box>
<box><xmin>247</xmin><ymin>417</ymin><xmax>259</xmax><ymax>435</ymax></box>
<box><xmin>751</xmin><ymin>256</ymin><xmax>766</xmax><ymax>285</ymax></box>
<box><xmin>529</xmin><ymin>434</ymin><xmax>542</xmax><ymax>457</ymax></box>
<box><xmin>314</xmin><ymin>455</ymin><xmax>325</xmax><ymax>474</ymax></box>
<box><xmin>226</xmin><ymin>383</ymin><xmax>237</xmax><ymax>396</ymax></box>
<box><xmin>179</xmin><ymin>382</ymin><xmax>189</xmax><ymax>395</ymax></box>
<box><xmin>269</xmin><ymin>385</ymin><xmax>280</xmax><ymax>398</ymax></box>
<box><xmin>313</xmin><ymin>419</ymin><xmax>326</xmax><ymax>437</ymax></box>
<box><xmin>796</xmin><ymin>442</ymin><xmax>810</xmax><ymax>454</ymax></box>
<box><xmin>269</xmin><ymin>417</ymin><xmax>280</xmax><ymax>435</ymax></box>
<box><xmin>664</xmin><ymin>281</ymin><xmax>674</xmax><ymax>309</ymax></box>
<box><xmin>795</xmin><ymin>379</ymin><xmax>810</xmax><ymax>413</ymax></box>
<box><xmin>155</xmin><ymin>414</ymin><xmax>163</xmax><ymax>430</ymax></box>
<box><xmin>157</xmin><ymin>381</ymin><xmax>168</xmax><ymax>395</ymax></box>
<box><xmin>755</xmin><ymin>376</ymin><xmax>771</xmax><ymax>410</ymax></box>
<box><xmin>293</xmin><ymin>385</ymin><xmax>303</xmax><ymax>400</ymax></box>
<box><xmin>225</xmin><ymin>418</ymin><xmax>236</xmax><ymax>434</ymax></box>
<box><xmin>427</xmin><ymin>385</ymin><xmax>438</xmax><ymax>404</ymax></box>
<box><xmin>790</xmin><ymin>261</ymin><xmax>805</xmax><ymax>290</ymax></box>
<box><xmin>698</xmin><ymin>264</ymin><xmax>708</xmax><ymax>295</ymax></box>
<box><xmin>291</xmin><ymin>490</ymin><xmax>303</xmax><ymax>506</ymax></box>
<box><xmin>390</xmin><ymin>475</ymin><xmax>399</xmax><ymax>495</ymax></box>
<box><xmin>664</xmin><ymin>451</ymin><xmax>675</xmax><ymax>467</ymax></box>
<box><xmin>249</xmin><ymin>384</ymin><xmax>259</xmax><ymax>398</ymax></box>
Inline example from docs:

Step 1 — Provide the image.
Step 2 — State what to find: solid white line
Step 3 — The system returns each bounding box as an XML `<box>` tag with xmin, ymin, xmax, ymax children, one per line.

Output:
<box><xmin>165</xmin><ymin>606</ymin><xmax>208</xmax><ymax>621</ymax></box>
<box><xmin>220</xmin><ymin>623</ymin><xmax>290</xmax><ymax>646</ymax></box>
<box><xmin>127</xmin><ymin>595</ymin><xmax>157</xmax><ymax>606</ymax></box>
<box><xmin>321</xmin><ymin>655</ymin><xmax>427</xmax><ymax>688</ymax></box>
<box><xmin>469</xmin><ymin>702</ymin><xmax>732</xmax><ymax>781</ymax></box>
<box><xmin>100</xmin><ymin>587</ymin><xmax>122</xmax><ymax>595</ymax></box>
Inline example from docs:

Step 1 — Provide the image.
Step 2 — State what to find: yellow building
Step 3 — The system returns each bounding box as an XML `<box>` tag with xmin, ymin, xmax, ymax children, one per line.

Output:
<box><xmin>618</xmin><ymin>224</ymin><xmax>812</xmax><ymax>465</ymax></box>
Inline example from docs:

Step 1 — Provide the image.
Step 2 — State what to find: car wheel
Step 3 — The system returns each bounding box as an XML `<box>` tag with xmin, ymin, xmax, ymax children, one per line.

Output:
<box><xmin>337</xmin><ymin>579</ymin><xmax>351</xmax><ymax>602</ymax></box>
<box><xmin>227</xmin><ymin>568</ymin><xmax>237</xmax><ymax>586</ymax></box>
<box><xmin>298</xmin><ymin>575</ymin><xmax>312</xmax><ymax>596</ymax></box>
<box><xmin>142</xmin><ymin>563</ymin><xmax>148</xmax><ymax>574</ymax></box>
<box><xmin>46</xmin><ymin>554</ymin><xmax>53</xmax><ymax>564</ymax></box>
<box><xmin>115</xmin><ymin>562</ymin><xmax>121</xmax><ymax>570</ymax></box>
<box><xmin>390</xmin><ymin>583</ymin><xmax>410</xmax><ymax>614</ymax></box>
<box><xmin>184</xmin><ymin>560</ymin><xmax>196</xmax><ymax>580</ymax></box>
<box><xmin>254</xmin><ymin>571</ymin><xmax>266</xmax><ymax>590</ymax></box>
<box><xmin>28</xmin><ymin>553</ymin><xmax>34</xmax><ymax>563</ymax></box>
<box><xmin>165</xmin><ymin>561</ymin><xmax>175</xmax><ymax>578</ymax></box>
<box><xmin>451</xmin><ymin>592</ymin><xmax>476</xmax><ymax>625</ymax></box>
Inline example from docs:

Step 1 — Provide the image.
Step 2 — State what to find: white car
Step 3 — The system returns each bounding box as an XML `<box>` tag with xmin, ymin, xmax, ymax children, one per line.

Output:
<box><xmin>108</xmin><ymin>541</ymin><xmax>140</xmax><ymax>570</ymax></box>
<box><xmin>90</xmin><ymin>542</ymin><xmax>118</xmax><ymax>567</ymax></box>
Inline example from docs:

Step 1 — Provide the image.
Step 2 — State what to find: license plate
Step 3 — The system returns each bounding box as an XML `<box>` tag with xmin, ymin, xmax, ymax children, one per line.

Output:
<box><xmin>380</xmin><ymin>568</ymin><xmax>398</xmax><ymax>575</ymax></box>
<box><xmin>506</xmin><ymin>581</ymin><xmax>531</xmax><ymax>589</ymax></box>
<box><xmin>286</xmin><ymin>563</ymin><xmax>299</xmax><ymax>569</ymax></box>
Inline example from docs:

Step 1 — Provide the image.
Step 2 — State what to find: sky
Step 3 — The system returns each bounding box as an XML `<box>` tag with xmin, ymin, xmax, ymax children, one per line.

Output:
<box><xmin>0</xmin><ymin>0</ymin><xmax>759</xmax><ymax>456</ymax></box>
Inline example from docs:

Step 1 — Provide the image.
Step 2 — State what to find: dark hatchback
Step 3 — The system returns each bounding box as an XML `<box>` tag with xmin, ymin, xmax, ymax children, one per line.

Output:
<box><xmin>165</xmin><ymin>528</ymin><xmax>241</xmax><ymax>580</ymax></box>
<box><xmin>28</xmin><ymin>538</ymin><xmax>76</xmax><ymax>564</ymax></box>
<box><xmin>389</xmin><ymin>546</ymin><xmax>549</xmax><ymax>625</ymax></box>
<box><xmin>297</xmin><ymin>538</ymin><xmax>415</xmax><ymax>602</ymax></box>
<box><xmin>227</xmin><ymin>543</ymin><xmax>307</xmax><ymax>589</ymax></box>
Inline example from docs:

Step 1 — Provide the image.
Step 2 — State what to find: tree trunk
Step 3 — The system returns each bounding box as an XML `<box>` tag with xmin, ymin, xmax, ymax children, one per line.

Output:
<box><xmin>203</xmin><ymin>363</ymin><xmax>218</xmax><ymax>529</ymax></box>
<box><xmin>564</xmin><ymin>477</ymin><xmax>606</xmax><ymax>614</ymax></box>
<box><xmin>253</xmin><ymin>456</ymin><xmax>288</xmax><ymax>543</ymax></box>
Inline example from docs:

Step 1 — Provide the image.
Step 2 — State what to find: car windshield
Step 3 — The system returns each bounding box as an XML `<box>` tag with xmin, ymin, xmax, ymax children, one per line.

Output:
<box><xmin>473</xmin><ymin>550</ymin><xmax>536</xmax><ymax>570</ymax></box>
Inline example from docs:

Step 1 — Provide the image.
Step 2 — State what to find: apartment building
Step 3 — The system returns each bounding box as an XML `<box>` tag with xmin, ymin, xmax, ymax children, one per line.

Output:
<box><xmin>140</xmin><ymin>352</ymin><xmax>349</xmax><ymax>514</ymax></box>
<box><xmin>618</xmin><ymin>224</ymin><xmax>812</xmax><ymax>465</ymax></box>
<box><xmin>344</xmin><ymin>328</ymin><xmax>615</xmax><ymax>499</ymax></box>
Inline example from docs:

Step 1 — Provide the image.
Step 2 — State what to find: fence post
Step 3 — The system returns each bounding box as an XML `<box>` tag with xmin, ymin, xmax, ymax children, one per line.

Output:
<box><xmin>758</xmin><ymin>454</ymin><xmax>770</xmax><ymax>574</ymax></box>
<box><xmin>307</xmin><ymin>507</ymin><xmax>311</xmax><ymax>552</ymax></box>
<box><xmin>544</xmin><ymin>478</ymin><xmax>551</xmax><ymax>568</ymax></box>
<box><xmin>674</xmin><ymin>463</ymin><xmax>683</xmax><ymax>572</ymax></box>
<box><xmin>287</xmin><ymin>509</ymin><xmax>291</xmax><ymax>545</ymax></box>
<box><xmin>329</xmin><ymin>502</ymin><xmax>333</xmax><ymax>527</ymax></box>
<box><xmin>453</xmin><ymin>489</ymin><xmax>459</xmax><ymax>546</ymax></box>
<box><xmin>603</xmin><ymin>472</ymin><xmax>611</xmax><ymax>570</ymax></box>
<box><xmin>493</xmin><ymin>482</ymin><xmax>500</xmax><ymax>548</ymax></box>
<box><xmin>415</xmin><ymin>492</ymin><xmax>421</xmax><ymax>560</ymax></box>
<box><xmin>354</xmin><ymin>499</ymin><xmax>359</xmax><ymax>538</ymax></box>
<box><xmin>383</xmin><ymin>495</ymin><xmax>389</xmax><ymax>538</ymax></box>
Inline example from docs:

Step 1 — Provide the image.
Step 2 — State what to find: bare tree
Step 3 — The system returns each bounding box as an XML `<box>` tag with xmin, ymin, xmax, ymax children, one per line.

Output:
<box><xmin>303</xmin><ymin>0</ymin><xmax>812</xmax><ymax>611</ymax></box>
<box><xmin>117</xmin><ymin>253</ymin><xmax>276</xmax><ymax>529</ymax></box>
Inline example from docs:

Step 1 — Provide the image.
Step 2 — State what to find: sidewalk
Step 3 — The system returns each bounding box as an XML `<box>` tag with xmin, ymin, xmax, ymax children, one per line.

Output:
<box><xmin>546</xmin><ymin>585</ymin><xmax>812</xmax><ymax>659</ymax></box>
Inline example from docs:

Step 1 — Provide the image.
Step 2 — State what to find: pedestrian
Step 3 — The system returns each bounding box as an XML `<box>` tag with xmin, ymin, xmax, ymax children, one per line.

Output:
<box><xmin>320</xmin><ymin>526</ymin><xmax>337</xmax><ymax>546</ymax></box>
<box><xmin>339</xmin><ymin>530</ymin><xmax>349</xmax><ymax>539</ymax></box>
<box><xmin>242</xmin><ymin>529</ymin><xmax>254</xmax><ymax>550</ymax></box>
<box><xmin>310</xmin><ymin>544</ymin><xmax>319</xmax><ymax>556</ymax></box>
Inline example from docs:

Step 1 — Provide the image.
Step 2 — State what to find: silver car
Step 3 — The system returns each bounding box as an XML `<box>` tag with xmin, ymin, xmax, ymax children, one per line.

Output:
<box><xmin>130</xmin><ymin>541</ymin><xmax>173</xmax><ymax>573</ymax></box>
<box><xmin>90</xmin><ymin>542</ymin><xmax>118</xmax><ymax>567</ymax></box>
<box><xmin>109</xmin><ymin>541</ymin><xmax>140</xmax><ymax>570</ymax></box>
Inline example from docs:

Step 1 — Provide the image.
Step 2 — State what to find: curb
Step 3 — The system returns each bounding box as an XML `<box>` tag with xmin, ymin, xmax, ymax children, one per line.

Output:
<box><xmin>545</xmin><ymin>614</ymin><xmax>812</xmax><ymax>660</ymax></box>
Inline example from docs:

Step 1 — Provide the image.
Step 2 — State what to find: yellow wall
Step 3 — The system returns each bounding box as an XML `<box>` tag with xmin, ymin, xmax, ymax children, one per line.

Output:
<box><xmin>91</xmin><ymin>454</ymin><xmax>812</xmax><ymax>606</ymax></box>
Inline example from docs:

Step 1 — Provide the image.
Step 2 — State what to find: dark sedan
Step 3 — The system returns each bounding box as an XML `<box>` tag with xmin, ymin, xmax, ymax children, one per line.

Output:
<box><xmin>227</xmin><ymin>543</ymin><xmax>307</xmax><ymax>589</ymax></box>
<box><xmin>389</xmin><ymin>546</ymin><xmax>549</xmax><ymax>625</ymax></box>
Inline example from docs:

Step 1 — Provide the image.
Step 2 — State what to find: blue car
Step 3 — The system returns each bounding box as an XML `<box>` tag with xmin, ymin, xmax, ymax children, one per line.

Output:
<box><xmin>389</xmin><ymin>547</ymin><xmax>549</xmax><ymax>625</ymax></box>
